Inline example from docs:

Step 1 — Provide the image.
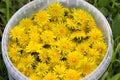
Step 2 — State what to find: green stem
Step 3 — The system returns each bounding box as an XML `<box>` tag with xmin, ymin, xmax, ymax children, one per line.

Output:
<box><xmin>6</xmin><ymin>0</ymin><xmax>10</xmax><ymax>21</ymax></box>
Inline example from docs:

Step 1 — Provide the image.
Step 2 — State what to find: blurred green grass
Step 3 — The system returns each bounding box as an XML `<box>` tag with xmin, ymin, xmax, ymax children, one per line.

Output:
<box><xmin>0</xmin><ymin>0</ymin><xmax>120</xmax><ymax>80</ymax></box>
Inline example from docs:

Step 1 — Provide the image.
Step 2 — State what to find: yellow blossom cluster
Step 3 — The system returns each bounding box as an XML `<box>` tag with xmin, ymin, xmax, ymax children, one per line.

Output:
<box><xmin>8</xmin><ymin>2</ymin><xmax>107</xmax><ymax>80</ymax></box>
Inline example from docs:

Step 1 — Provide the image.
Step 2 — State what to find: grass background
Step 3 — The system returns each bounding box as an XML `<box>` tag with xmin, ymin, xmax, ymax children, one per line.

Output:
<box><xmin>0</xmin><ymin>0</ymin><xmax>120</xmax><ymax>80</ymax></box>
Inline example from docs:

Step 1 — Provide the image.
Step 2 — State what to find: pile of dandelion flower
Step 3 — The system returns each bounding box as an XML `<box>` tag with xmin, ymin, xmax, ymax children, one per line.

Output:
<box><xmin>8</xmin><ymin>2</ymin><xmax>107</xmax><ymax>80</ymax></box>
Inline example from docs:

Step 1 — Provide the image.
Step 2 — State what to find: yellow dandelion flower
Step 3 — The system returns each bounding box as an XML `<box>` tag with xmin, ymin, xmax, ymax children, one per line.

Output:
<box><xmin>88</xmin><ymin>28</ymin><xmax>103</xmax><ymax>43</ymax></box>
<box><xmin>28</xmin><ymin>25</ymin><xmax>42</xmax><ymax>33</ymax></box>
<box><xmin>22</xmin><ymin>67</ymin><xmax>34</xmax><ymax>77</ymax></box>
<box><xmin>53</xmin><ymin>23</ymin><xmax>69</xmax><ymax>38</ymax></box>
<box><xmin>63</xmin><ymin>7</ymin><xmax>71</xmax><ymax>18</ymax></box>
<box><xmin>48</xmin><ymin>60</ymin><xmax>61</xmax><ymax>69</ymax></box>
<box><xmin>34</xmin><ymin>10</ymin><xmax>50</xmax><ymax>25</ymax></box>
<box><xmin>80</xmin><ymin>20</ymin><xmax>89</xmax><ymax>31</ymax></box>
<box><xmin>49</xmin><ymin>49</ymin><xmax>64</xmax><ymax>67</ymax></box>
<box><xmin>36</xmin><ymin>62</ymin><xmax>49</xmax><ymax>76</ymax></box>
<box><xmin>43</xmin><ymin>72</ymin><xmax>58</xmax><ymax>80</ymax></box>
<box><xmin>28</xmin><ymin>25</ymin><xmax>43</xmax><ymax>43</ymax></box>
<box><xmin>10</xmin><ymin>26</ymin><xmax>24</xmax><ymax>40</ymax></box>
<box><xmin>87</xmin><ymin>48</ymin><xmax>99</xmax><ymax>61</ymax></box>
<box><xmin>23</xmin><ymin>54</ymin><xmax>34</xmax><ymax>67</ymax></box>
<box><xmin>72</xmin><ymin>8</ymin><xmax>96</xmax><ymax>31</ymax></box>
<box><xmin>18</xmin><ymin>34</ymin><xmax>29</xmax><ymax>47</ymax></box>
<box><xmin>40</xmin><ymin>30</ymin><xmax>56</xmax><ymax>43</ymax></box>
<box><xmin>76</xmin><ymin>42</ymin><xmax>89</xmax><ymax>55</ymax></box>
<box><xmin>57</xmin><ymin>37</ymin><xmax>73</xmax><ymax>53</ymax></box>
<box><xmin>30</xmin><ymin>74</ymin><xmax>42</xmax><ymax>80</ymax></box>
<box><xmin>93</xmin><ymin>41</ymin><xmax>107</xmax><ymax>54</ymax></box>
<box><xmin>48</xmin><ymin>48</ymin><xmax>60</xmax><ymax>61</ymax></box>
<box><xmin>8</xmin><ymin>42</ymin><xmax>21</xmax><ymax>61</ymax></box>
<box><xmin>43</xmin><ymin>22</ymin><xmax>55</xmax><ymax>30</ymax></box>
<box><xmin>29</xmin><ymin>31</ymin><xmax>40</xmax><ymax>43</ymax></box>
<box><xmin>26</xmin><ymin>41</ymin><xmax>42</xmax><ymax>52</ymax></box>
<box><xmin>19</xmin><ymin>18</ymin><xmax>33</xmax><ymax>27</ymax></box>
<box><xmin>48</xmin><ymin>50</ymin><xmax>62</xmax><ymax>67</ymax></box>
<box><xmin>47</xmin><ymin>2</ymin><xmax>64</xmax><ymax>18</ymax></box>
<box><xmin>70</xmin><ymin>30</ymin><xmax>86</xmax><ymax>39</ymax></box>
<box><xmin>73</xmin><ymin>8</ymin><xmax>92</xmax><ymax>22</ymax></box>
<box><xmin>66</xmin><ymin>69</ymin><xmax>80</xmax><ymax>80</ymax></box>
<box><xmin>88</xmin><ymin>19</ymin><xmax>97</xmax><ymax>29</ymax></box>
<box><xmin>80</xmin><ymin>58</ymin><xmax>97</xmax><ymax>76</ymax></box>
<box><xmin>67</xmin><ymin>51</ymin><xmax>83</xmax><ymax>67</ymax></box>
<box><xmin>66</xmin><ymin>18</ymin><xmax>77</xmax><ymax>29</ymax></box>
<box><xmin>8</xmin><ymin>47</ymin><xmax>20</xmax><ymax>61</ymax></box>
<box><xmin>16</xmin><ymin>58</ymin><xmax>26</xmax><ymax>72</ymax></box>
<box><xmin>54</xmin><ymin>65</ymin><xmax>66</xmax><ymax>76</ymax></box>
<box><xmin>38</xmin><ymin>49</ymin><xmax>49</xmax><ymax>62</ymax></box>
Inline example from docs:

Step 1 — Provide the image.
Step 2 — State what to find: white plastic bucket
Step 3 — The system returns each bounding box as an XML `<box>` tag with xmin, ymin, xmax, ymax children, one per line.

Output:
<box><xmin>2</xmin><ymin>0</ymin><xmax>112</xmax><ymax>80</ymax></box>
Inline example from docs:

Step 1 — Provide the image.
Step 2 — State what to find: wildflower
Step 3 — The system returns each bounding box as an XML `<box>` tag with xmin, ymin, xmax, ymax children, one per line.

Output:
<box><xmin>66</xmin><ymin>69</ymin><xmax>80</xmax><ymax>80</ymax></box>
<box><xmin>23</xmin><ymin>54</ymin><xmax>34</xmax><ymax>67</ymax></box>
<box><xmin>80</xmin><ymin>20</ymin><xmax>89</xmax><ymax>31</ymax></box>
<box><xmin>40</xmin><ymin>30</ymin><xmax>56</xmax><ymax>43</ymax></box>
<box><xmin>8</xmin><ymin>47</ymin><xmax>20</xmax><ymax>61</ymax></box>
<box><xmin>22</xmin><ymin>67</ymin><xmax>34</xmax><ymax>77</ymax></box>
<box><xmin>57</xmin><ymin>37</ymin><xmax>73</xmax><ymax>53</ymax></box>
<box><xmin>8</xmin><ymin>42</ymin><xmax>21</xmax><ymax>61</ymax></box>
<box><xmin>48</xmin><ymin>48</ymin><xmax>60</xmax><ymax>62</ymax></box>
<box><xmin>88</xmin><ymin>19</ymin><xmax>97</xmax><ymax>29</ymax></box>
<box><xmin>19</xmin><ymin>18</ymin><xmax>33</xmax><ymax>28</ymax></box>
<box><xmin>73</xmin><ymin>8</ymin><xmax>92</xmax><ymax>22</ymax></box>
<box><xmin>48</xmin><ymin>49</ymin><xmax>62</xmax><ymax>67</ymax></box>
<box><xmin>9</xmin><ymin>25</ymin><xmax>24</xmax><ymax>40</ymax></box>
<box><xmin>76</xmin><ymin>42</ymin><xmax>90</xmax><ymax>55</ymax></box>
<box><xmin>67</xmin><ymin>51</ymin><xmax>82</xmax><ymax>67</ymax></box>
<box><xmin>87</xmin><ymin>48</ymin><xmax>99</xmax><ymax>61</ymax></box>
<box><xmin>43</xmin><ymin>72</ymin><xmax>58</xmax><ymax>80</ymax></box>
<box><xmin>43</xmin><ymin>22</ymin><xmax>55</xmax><ymax>30</ymax></box>
<box><xmin>29</xmin><ymin>31</ymin><xmax>40</xmax><ymax>43</ymax></box>
<box><xmin>28</xmin><ymin>25</ymin><xmax>42</xmax><ymax>33</ymax></box>
<box><xmin>26</xmin><ymin>41</ymin><xmax>42</xmax><ymax>52</ymax></box>
<box><xmin>80</xmin><ymin>58</ymin><xmax>97</xmax><ymax>76</ymax></box>
<box><xmin>54</xmin><ymin>65</ymin><xmax>66</xmax><ymax>78</ymax></box>
<box><xmin>18</xmin><ymin>34</ymin><xmax>29</xmax><ymax>47</ymax></box>
<box><xmin>36</xmin><ymin>63</ymin><xmax>49</xmax><ymax>76</ymax></box>
<box><xmin>47</xmin><ymin>2</ymin><xmax>64</xmax><ymax>18</ymax></box>
<box><xmin>93</xmin><ymin>41</ymin><xmax>107</xmax><ymax>54</ymax></box>
<box><xmin>63</xmin><ymin>7</ymin><xmax>71</xmax><ymax>18</ymax></box>
<box><xmin>88</xmin><ymin>28</ymin><xmax>103</xmax><ymax>43</ymax></box>
<box><xmin>70</xmin><ymin>30</ymin><xmax>86</xmax><ymax>39</ymax></box>
<box><xmin>38</xmin><ymin>49</ymin><xmax>49</xmax><ymax>62</ymax></box>
<box><xmin>34</xmin><ymin>10</ymin><xmax>50</xmax><ymax>25</ymax></box>
<box><xmin>30</xmin><ymin>74</ymin><xmax>42</xmax><ymax>80</ymax></box>
<box><xmin>66</xmin><ymin>18</ymin><xmax>77</xmax><ymax>29</ymax></box>
<box><xmin>53</xmin><ymin>23</ymin><xmax>69</xmax><ymax>38</ymax></box>
<box><xmin>16</xmin><ymin>58</ymin><xmax>27</xmax><ymax>72</ymax></box>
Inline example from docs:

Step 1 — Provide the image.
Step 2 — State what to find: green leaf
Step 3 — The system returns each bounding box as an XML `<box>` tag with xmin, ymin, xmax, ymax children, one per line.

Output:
<box><xmin>100</xmin><ymin>71</ymin><xmax>110</xmax><ymax>80</ymax></box>
<box><xmin>0</xmin><ymin>14</ymin><xmax>7</xmax><ymax>26</ymax></box>
<box><xmin>111</xmin><ymin>73</ymin><xmax>120</xmax><ymax>80</ymax></box>
<box><xmin>112</xmin><ymin>13</ymin><xmax>120</xmax><ymax>39</ymax></box>
<box><xmin>99</xmin><ymin>7</ymin><xmax>109</xmax><ymax>17</ymax></box>
<box><xmin>0</xmin><ymin>8</ymin><xmax>6</xmax><ymax>14</ymax></box>
<box><xmin>97</xmin><ymin>0</ymin><xmax>110</xmax><ymax>7</ymax></box>
<box><xmin>107</xmin><ymin>6</ymin><xmax>117</xmax><ymax>17</ymax></box>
